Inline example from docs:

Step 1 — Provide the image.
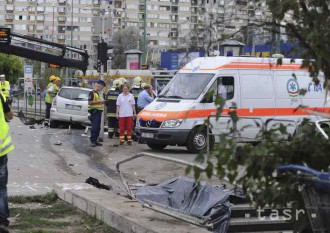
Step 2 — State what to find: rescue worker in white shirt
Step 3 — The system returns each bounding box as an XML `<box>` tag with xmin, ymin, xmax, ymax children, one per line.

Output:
<box><xmin>130</xmin><ymin>76</ymin><xmax>143</xmax><ymax>141</ymax></box>
<box><xmin>0</xmin><ymin>75</ymin><xmax>11</xmax><ymax>107</ymax></box>
<box><xmin>116</xmin><ymin>84</ymin><xmax>136</xmax><ymax>145</ymax></box>
<box><xmin>88</xmin><ymin>80</ymin><xmax>106</xmax><ymax>147</ymax></box>
<box><xmin>44</xmin><ymin>76</ymin><xmax>61</xmax><ymax>127</ymax></box>
<box><xmin>106</xmin><ymin>79</ymin><xmax>122</xmax><ymax>139</ymax></box>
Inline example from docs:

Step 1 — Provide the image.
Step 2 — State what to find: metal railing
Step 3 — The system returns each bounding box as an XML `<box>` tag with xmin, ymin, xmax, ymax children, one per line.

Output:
<box><xmin>315</xmin><ymin>120</ymin><xmax>330</xmax><ymax>140</ymax></box>
<box><xmin>206</xmin><ymin>114</ymin><xmax>298</xmax><ymax>156</ymax></box>
<box><xmin>113</xmin><ymin>152</ymin><xmax>230</xmax><ymax>230</ymax></box>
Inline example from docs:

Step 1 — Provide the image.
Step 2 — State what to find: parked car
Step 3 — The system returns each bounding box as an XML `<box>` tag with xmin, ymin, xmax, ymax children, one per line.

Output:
<box><xmin>50</xmin><ymin>86</ymin><xmax>92</xmax><ymax>127</ymax></box>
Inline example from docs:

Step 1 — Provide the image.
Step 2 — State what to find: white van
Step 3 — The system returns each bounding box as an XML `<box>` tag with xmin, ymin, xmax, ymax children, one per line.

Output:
<box><xmin>136</xmin><ymin>57</ymin><xmax>329</xmax><ymax>153</ymax></box>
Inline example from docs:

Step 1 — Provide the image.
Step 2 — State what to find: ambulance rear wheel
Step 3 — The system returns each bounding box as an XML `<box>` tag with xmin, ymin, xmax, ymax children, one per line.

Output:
<box><xmin>186</xmin><ymin>128</ymin><xmax>213</xmax><ymax>154</ymax></box>
<box><xmin>147</xmin><ymin>143</ymin><xmax>167</xmax><ymax>150</ymax></box>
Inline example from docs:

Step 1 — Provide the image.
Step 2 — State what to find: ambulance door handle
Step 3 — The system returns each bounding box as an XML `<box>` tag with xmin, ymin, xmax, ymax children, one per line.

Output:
<box><xmin>229</xmin><ymin>106</ymin><xmax>237</xmax><ymax>110</ymax></box>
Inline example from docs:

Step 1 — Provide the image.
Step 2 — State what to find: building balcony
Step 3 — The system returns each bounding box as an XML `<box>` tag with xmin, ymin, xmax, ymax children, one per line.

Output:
<box><xmin>58</xmin><ymin>0</ymin><xmax>67</xmax><ymax>6</ymax></box>
<box><xmin>5</xmin><ymin>19</ymin><xmax>14</xmax><ymax>23</ymax></box>
<box><xmin>28</xmin><ymin>1</ymin><xmax>36</xmax><ymax>6</ymax></box>
<box><xmin>57</xmin><ymin>39</ymin><xmax>65</xmax><ymax>44</ymax></box>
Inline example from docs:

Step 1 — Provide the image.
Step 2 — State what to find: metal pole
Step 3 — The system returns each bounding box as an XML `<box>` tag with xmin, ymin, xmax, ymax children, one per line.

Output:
<box><xmin>39</xmin><ymin>81</ymin><xmax>42</xmax><ymax>117</ymax></box>
<box><xmin>52</xmin><ymin>0</ymin><xmax>55</xmax><ymax>43</ymax></box>
<box><xmin>34</xmin><ymin>77</ymin><xmax>37</xmax><ymax>118</ymax></box>
<box><xmin>143</xmin><ymin>0</ymin><xmax>147</xmax><ymax>64</ymax></box>
<box><xmin>99</xmin><ymin>11</ymin><xmax>105</xmax><ymax>141</ymax></box>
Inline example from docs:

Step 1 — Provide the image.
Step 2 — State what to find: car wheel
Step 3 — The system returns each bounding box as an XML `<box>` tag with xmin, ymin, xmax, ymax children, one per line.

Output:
<box><xmin>146</xmin><ymin>143</ymin><xmax>167</xmax><ymax>150</ymax></box>
<box><xmin>186</xmin><ymin>128</ymin><xmax>214</xmax><ymax>154</ymax></box>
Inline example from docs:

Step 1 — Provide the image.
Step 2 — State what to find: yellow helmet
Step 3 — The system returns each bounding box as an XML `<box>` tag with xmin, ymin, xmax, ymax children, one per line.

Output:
<box><xmin>55</xmin><ymin>76</ymin><xmax>61</xmax><ymax>81</ymax></box>
<box><xmin>112</xmin><ymin>79</ymin><xmax>122</xmax><ymax>89</ymax></box>
<box><xmin>133</xmin><ymin>76</ymin><xmax>142</xmax><ymax>86</ymax></box>
<box><xmin>119</xmin><ymin>77</ymin><xmax>128</xmax><ymax>85</ymax></box>
<box><xmin>49</xmin><ymin>75</ymin><xmax>56</xmax><ymax>81</ymax></box>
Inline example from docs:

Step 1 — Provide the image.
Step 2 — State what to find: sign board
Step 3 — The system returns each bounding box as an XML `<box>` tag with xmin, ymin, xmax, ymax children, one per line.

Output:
<box><xmin>24</xmin><ymin>65</ymin><xmax>34</xmax><ymax>95</ymax></box>
<box><xmin>0</xmin><ymin>28</ymin><xmax>11</xmax><ymax>44</ymax></box>
<box><xmin>49</xmin><ymin>63</ymin><xmax>60</xmax><ymax>68</ymax></box>
<box><xmin>141</xmin><ymin>65</ymin><xmax>149</xmax><ymax>70</ymax></box>
<box><xmin>126</xmin><ymin>54</ymin><xmax>140</xmax><ymax>70</ymax></box>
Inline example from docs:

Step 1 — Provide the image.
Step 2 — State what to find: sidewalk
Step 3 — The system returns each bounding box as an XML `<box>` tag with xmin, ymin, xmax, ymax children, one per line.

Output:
<box><xmin>54</xmin><ymin>183</ymin><xmax>210</xmax><ymax>233</ymax></box>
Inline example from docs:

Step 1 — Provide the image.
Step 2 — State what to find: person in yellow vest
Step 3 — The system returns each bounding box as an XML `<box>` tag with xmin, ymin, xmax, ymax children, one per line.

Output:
<box><xmin>44</xmin><ymin>76</ymin><xmax>61</xmax><ymax>127</ymax></box>
<box><xmin>0</xmin><ymin>93</ymin><xmax>14</xmax><ymax>233</ymax></box>
<box><xmin>0</xmin><ymin>75</ymin><xmax>11</xmax><ymax>106</ymax></box>
<box><xmin>88</xmin><ymin>80</ymin><xmax>106</xmax><ymax>147</ymax></box>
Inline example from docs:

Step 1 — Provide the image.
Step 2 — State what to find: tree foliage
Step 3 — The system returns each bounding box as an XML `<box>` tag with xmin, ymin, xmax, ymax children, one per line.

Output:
<box><xmin>267</xmin><ymin>0</ymin><xmax>330</xmax><ymax>86</ymax></box>
<box><xmin>111</xmin><ymin>27</ymin><xmax>142</xmax><ymax>69</ymax></box>
<box><xmin>0</xmin><ymin>54</ymin><xmax>24</xmax><ymax>84</ymax></box>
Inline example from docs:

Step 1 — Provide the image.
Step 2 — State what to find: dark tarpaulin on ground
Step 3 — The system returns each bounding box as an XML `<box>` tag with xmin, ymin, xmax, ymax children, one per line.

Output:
<box><xmin>135</xmin><ymin>176</ymin><xmax>238</xmax><ymax>233</ymax></box>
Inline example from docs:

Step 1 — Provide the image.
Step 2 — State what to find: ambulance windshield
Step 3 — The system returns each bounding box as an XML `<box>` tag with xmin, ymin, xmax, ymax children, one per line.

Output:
<box><xmin>159</xmin><ymin>73</ymin><xmax>214</xmax><ymax>99</ymax></box>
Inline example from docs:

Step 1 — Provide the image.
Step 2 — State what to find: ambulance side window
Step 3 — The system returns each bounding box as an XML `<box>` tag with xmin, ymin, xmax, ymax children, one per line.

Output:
<box><xmin>204</xmin><ymin>76</ymin><xmax>234</xmax><ymax>102</ymax></box>
<box><xmin>218</xmin><ymin>76</ymin><xmax>234</xmax><ymax>100</ymax></box>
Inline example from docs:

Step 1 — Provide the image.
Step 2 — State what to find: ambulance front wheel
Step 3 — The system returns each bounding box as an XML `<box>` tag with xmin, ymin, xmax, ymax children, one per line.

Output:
<box><xmin>186</xmin><ymin>128</ymin><xmax>214</xmax><ymax>154</ymax></box>
<box><xmin>147</xmin><ymin>143</ymin><xmax>167</xmax><ymax>150</ymax></box>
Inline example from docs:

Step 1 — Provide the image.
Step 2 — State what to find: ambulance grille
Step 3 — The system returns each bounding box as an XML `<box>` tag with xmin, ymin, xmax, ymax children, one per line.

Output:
<box><xmin>139</xmin><ymin>120</ymin><xmax>162</xmax><ymax>128</ymax></box>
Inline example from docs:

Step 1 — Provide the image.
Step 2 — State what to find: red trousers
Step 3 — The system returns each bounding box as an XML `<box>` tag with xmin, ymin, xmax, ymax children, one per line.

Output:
<box><xmin>119</xmin><ymin>117</ymin><xmax>133</xmax><ymax>142</ymax></box>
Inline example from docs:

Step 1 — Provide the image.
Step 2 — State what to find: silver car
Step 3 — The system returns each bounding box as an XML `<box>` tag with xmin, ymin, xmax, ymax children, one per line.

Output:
<box><xmin>50</xmin><ymin>86</ymin><xmax>92</xmax><ymax>127</ymax></box>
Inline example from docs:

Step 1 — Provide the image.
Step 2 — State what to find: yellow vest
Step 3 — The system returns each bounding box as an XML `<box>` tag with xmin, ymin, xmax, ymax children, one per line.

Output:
<box><xmin>0</xmin><ymin>94</ymin><xmax>14</xmax><ymax>157</ymax></box>
<box><xmin>45</xmin><ymin>82</ymin><xmax>59</xmax><ymax>104</ymax></box>
<box><xmin>0</xmin><ymin>81</ymin><xmax>10</xmax><ymax>99</ymax></box>
<box><xmin>88</xmin><ymin>91</ymin><xmax>103</xmax><ymax>111</ymax></box>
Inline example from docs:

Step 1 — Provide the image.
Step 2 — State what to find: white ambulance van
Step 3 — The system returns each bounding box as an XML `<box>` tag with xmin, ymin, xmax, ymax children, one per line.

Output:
<box><xmin>136</xmin><ymin>56</ymin><xmax>329</xmax><ymax>153</ymax></box>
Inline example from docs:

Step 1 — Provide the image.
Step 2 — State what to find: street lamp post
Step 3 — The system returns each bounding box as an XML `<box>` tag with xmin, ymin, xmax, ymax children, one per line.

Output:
<box><xmin>143</xmin><ymin>0</ymin><xmax>147</xmax><ymax>65</ymax></box>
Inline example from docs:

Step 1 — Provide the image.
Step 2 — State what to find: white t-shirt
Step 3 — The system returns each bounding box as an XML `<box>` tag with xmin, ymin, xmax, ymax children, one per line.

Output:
<box><xmin>116</xmin><ymin>93</ymin><xmax>135</xmax><ymax>117</ymax></box>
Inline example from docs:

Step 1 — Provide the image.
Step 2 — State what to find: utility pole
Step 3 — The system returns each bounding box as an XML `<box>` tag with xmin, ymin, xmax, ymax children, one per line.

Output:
<box><xmin>65</xmin><ymin>0</ymin><xmax>74</xmax><ymax>86</ymax></box>
<box><xmin>99</xmin><ymin>9</ymin><xmax>106</xmax><ymax>141</ymax></box>
<box><xmin>143</xmin><ymin>0</ymin><xmax>147</xmax><ymax>65</ymax></box>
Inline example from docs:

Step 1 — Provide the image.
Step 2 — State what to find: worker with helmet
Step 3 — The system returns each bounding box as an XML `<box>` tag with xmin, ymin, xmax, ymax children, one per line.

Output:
<box><xmin>44</xmin><ymin>75</ymin><xmax>61</xmax><ymax>127</ymax></box>
<box><xmin>0</xmin><ymin>74</ymin><xmax>11</xmax><ymax>107</ymax></box>
<box><xmin>106</xmin><ymin>79</ymin><xmax>122</xmax><ymax>138</ymax></box>
<box><xmin>119</xmin><ymin>77</ymin><xmax>128</xmax><ymax>86</ymax></box>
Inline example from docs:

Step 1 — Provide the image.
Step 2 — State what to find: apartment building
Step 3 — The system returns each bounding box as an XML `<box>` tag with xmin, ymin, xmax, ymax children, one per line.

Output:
<box><xmin>0</xmin><ymin>0</ymin><xmax>272</xmax><ymax>67</ymax></box>
<box><xmin>0</xmin><ymin>0</ymin><xmax>111</xmax><ymax>62</ymax></box>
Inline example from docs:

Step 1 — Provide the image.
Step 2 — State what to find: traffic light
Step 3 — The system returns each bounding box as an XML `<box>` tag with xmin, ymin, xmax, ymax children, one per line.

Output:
<box><xmin>97</xmin><ymin>42</ymin><xmax>114</xmax><ymax>67</ymax></box>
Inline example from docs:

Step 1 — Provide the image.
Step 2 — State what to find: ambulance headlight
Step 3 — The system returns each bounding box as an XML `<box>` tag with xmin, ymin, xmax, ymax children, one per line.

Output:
<box><xmin>161</xmin><ymin>119</ymin><xmax>183</xmax><ymax>128</ymax></box>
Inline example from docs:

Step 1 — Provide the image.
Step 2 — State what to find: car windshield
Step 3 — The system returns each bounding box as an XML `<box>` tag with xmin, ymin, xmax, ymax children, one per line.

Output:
<box><xmin>159</xmin><ymin>73</ymin><xmax>214</xmax><ymax>99</ymax></box>
<box><xmin>58</xmin><ymin>88</ymin><xmax>90</xmax><ymax>101</ymax></box>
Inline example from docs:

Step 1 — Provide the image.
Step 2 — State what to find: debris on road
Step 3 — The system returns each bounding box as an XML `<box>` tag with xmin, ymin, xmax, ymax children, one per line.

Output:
<box><xmin>54</xmin><ymin>142</ymin><xmax>62</xmax><ymax>146</ymax></box>
<box><xmin>85</xmin><ymin>177</ymin><xmax>112</xmax><ymax>191</ymax></box>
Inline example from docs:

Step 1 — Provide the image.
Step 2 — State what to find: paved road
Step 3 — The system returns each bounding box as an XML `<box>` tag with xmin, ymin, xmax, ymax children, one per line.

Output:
<box><xmin>7</xmin><ymin>117</ymin><xmax>204</xmax><ymax>196</ymax></box>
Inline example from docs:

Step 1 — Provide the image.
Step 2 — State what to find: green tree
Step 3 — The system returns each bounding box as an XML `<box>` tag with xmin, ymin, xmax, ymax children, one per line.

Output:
<box><xmin>111</xmin><ymin>27</ymin><xmax>142</xmax><ymax>69</ymax></box>
<box><xmin>0</xmin><ymin>54</ymin><xmax>24</xmax><ymax>84</ymax></box>
<box><xmin>190</xmin><ymin>1</ymin><xmax>330</xmax><ymax>231</ymax></box>
<box><xmin>267</xmin><ymin>0</ymin><xmax>330</xmax><ymax>86</ymax></box>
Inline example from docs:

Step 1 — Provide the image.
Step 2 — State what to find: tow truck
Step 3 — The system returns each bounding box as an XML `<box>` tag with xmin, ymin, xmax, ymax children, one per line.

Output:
<box><xmin>0</xmin><ymin>28</ymin><xmax>89</xmax><ymax>71</ymax></box>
